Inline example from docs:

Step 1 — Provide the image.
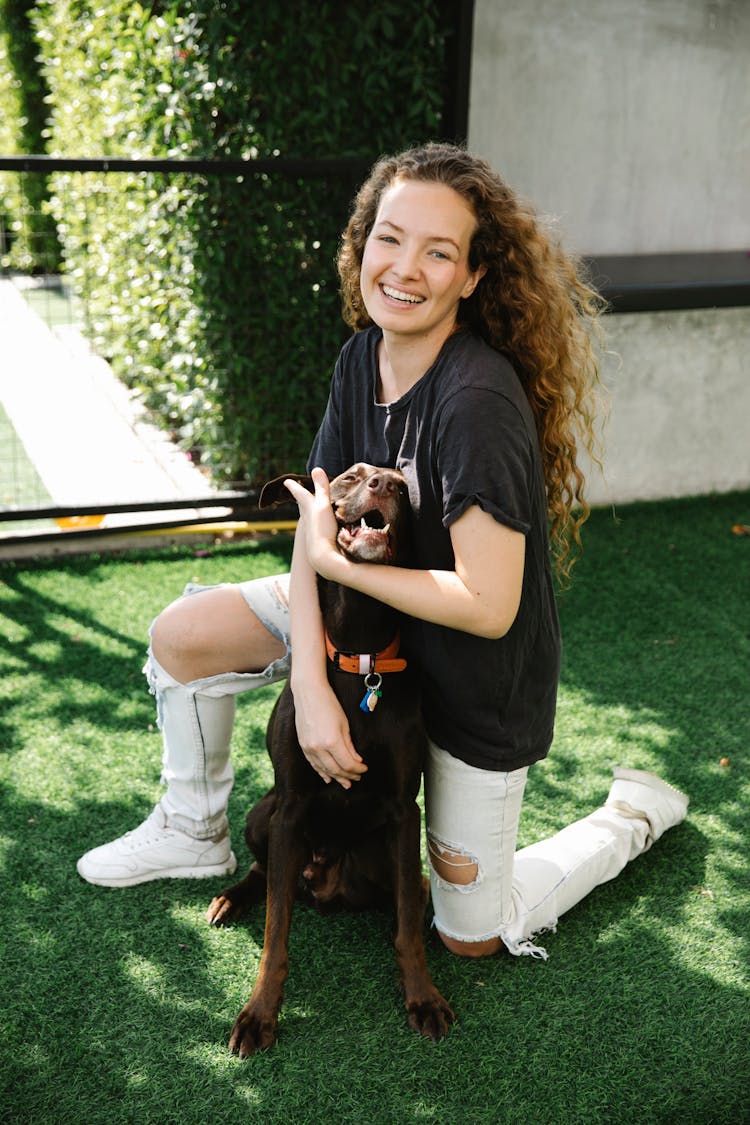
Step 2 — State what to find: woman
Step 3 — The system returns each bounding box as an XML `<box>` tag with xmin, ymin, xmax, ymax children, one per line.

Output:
<box><xmin>78</xmin><ymin>143</ymin><xmax>687</xmax><ymax>958</ymax></box>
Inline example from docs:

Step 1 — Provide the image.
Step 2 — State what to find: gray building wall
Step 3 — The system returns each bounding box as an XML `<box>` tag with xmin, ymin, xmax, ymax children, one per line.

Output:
<box><xmin>467</xmin><ymin>0</ymin><xmax>750</xmax><ymax>505</ymax></box>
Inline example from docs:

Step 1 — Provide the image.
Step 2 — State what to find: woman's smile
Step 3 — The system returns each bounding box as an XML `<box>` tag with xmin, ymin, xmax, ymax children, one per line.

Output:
<box><xmin>380</xmin><ymin>283</ymin><xmax>425</xmax><ymax>305</ymax></box>
<box><xmin>360</xmin><ymin>178</ymin><xmax>485</xmax><ymax>348</ymax></box>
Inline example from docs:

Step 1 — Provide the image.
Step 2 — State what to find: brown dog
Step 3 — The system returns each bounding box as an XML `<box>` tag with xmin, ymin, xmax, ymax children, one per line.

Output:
<box><xmin>206</xmin><ymin>463</ymin><xmax>454</xmax><ymax>1057</ymax></box>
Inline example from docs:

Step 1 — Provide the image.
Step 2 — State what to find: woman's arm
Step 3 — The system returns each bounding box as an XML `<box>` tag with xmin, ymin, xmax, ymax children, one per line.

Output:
<box><xmin>288</xmin><ymin>514</ymin><xmax>368</xmax><ymax>787</ymax></box>
<box><xmin>286</xmin><ymin>469</ymin><xmax>525</xmax><ymax>641</ymax></box>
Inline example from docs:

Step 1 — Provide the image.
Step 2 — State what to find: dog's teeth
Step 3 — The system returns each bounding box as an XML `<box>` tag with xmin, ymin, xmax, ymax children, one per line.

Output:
<box><xmin>382</xmin><ymin>523</ymin><xmax>390</xmax><ymax>534</ymax></box>
<box><xmin>360</xmin><ymin>517</ymin><xmax>367</xmax><ymax>529</ymax></box>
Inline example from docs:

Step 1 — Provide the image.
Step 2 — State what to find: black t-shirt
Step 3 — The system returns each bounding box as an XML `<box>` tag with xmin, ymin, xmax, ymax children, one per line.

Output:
<box><xmin>308</xmin><ymin>325</ymin><xmax>561</xmax><ymax>771</ymax></box>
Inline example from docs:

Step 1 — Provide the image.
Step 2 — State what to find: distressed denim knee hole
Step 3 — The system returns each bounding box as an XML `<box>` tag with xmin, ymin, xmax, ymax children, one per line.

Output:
<box><xmin>427</xmin><ymin>833</ymin><xmax>482</xmax><ymax>891</ymax></box>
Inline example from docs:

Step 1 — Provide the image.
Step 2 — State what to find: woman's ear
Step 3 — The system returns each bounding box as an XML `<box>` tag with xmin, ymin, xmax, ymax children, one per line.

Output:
<box><xmin>462</xmin><ymin>264</ymin><xmax>487</xmax><ymax>300</ymax></box>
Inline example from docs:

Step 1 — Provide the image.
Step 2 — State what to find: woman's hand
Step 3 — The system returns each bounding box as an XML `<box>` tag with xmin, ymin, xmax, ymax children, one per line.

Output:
<box><xmin>286</xmin><ymin>469</ymin><xmax>363</xmax><ymax>788</ymax></box>
<box><xmin>284</xmin><ymin>468</ymin><xmax>342</xmax><ymax>579</ymax></box>
<box><xmin>291</xmin><ymin>677</ymin><xmax>368</xmax><ymax>788</ymax></box>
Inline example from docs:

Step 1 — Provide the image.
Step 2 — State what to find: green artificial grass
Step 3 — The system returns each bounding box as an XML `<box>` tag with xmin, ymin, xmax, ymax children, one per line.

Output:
<box><xmin>1</xmin><ymin>494</ymin><xmax>748</xmax><ymax>1124</ymax></box>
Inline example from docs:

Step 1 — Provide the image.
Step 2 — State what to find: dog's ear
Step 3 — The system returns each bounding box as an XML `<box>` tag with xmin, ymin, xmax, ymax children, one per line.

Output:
<box><xmin>259</xmin><ymin>473</ymin><xmax>313</xmax><ymax>509</ymax></box>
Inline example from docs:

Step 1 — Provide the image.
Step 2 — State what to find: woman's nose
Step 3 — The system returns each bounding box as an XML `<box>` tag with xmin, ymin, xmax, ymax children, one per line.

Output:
<box><xmin>393</xmin><ymin>244</ymin><xmax>420</xmax><ymax>279</ymax></box>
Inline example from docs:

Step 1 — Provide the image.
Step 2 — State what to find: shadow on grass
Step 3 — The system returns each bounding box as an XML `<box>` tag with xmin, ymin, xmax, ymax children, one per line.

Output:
<box><xmin>542</xmin><ymin>493</ymin><xmax>750</xmax><ymax>988</ymax></box>
<box><xmin>0</xmin><ymin>540</ymin><xmax>295</xmax><ymax>757</ymax></box>
<box><xmin>2</xmin><ymin>776</ymin><xmax>746</xmax><ymax>1124</ymax></box>
<box><xmin>1</xmin><ymin>502</ymin><xmax>748</xmax><ymax>1122</ymax></box>
<box><xmin>0</xmin><ymin>573</ymin><xmax>149</xmax><ymax>757</ymax></box>
<box><xmin>555</xmin><ymin>492</ymin><xmax>748</xmax><ymax>792</ymax></box>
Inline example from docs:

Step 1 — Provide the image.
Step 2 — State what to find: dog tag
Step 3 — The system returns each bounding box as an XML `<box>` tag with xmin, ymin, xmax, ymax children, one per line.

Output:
<box><xmin>357</xmin><ymin>684</ymin><xmax>382</xmax><ymax>711</ymax></box>
<box><xmin>360</xmin><ymin>688</ymin><xmax>382</xmax><ymax>712</ymax></box>
<box><xmin>359</xmin><ymin>671</ymin><xmax>382</xmax><ymax>713</ymax></box>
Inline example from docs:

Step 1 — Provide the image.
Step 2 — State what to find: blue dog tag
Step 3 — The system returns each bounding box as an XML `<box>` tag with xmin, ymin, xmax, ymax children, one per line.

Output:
<box><xmin>359</xmin><ymin>688</ymin><xmax>382</xmax><ymax>713</ymax></box>
<box><xmin>359</xmin><ymin>671</ymin><xmax>383</xmax><ymax>713</ymax></box>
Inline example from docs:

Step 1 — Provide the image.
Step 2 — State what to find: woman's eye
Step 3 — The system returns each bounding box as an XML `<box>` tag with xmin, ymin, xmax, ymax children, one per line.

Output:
<box><xmin>430</xmin><ymin>249</ymin><xmax>449</xmax><ymax>260</ymax></box>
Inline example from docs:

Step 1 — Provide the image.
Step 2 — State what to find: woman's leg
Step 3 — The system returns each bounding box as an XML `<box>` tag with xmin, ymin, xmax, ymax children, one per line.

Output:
<box><xmin>425</xmin><ymin>742</ymin><xmax>529</xmax><ymax>955</ymax></box>
<box><xmin>76</xmin><ymin>576</ymin><xmax>291</xmax><ymax>887</ymax></box>
<box><xmin>151</xmin><ymin>581</ymin><xmax>287</xmax><ymax>683</ymax></box>
<box><xmin>425</xmin><ymin>742</ymin><xmax>689</xmax><ymax>959</ymax></box>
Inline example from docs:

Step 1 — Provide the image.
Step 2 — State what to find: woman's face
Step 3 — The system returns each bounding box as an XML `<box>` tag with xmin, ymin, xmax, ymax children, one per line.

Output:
<box><xmin>360</xmin><ymin>178</ymin><xmax>485</xmax><ymax>346</ymax></box>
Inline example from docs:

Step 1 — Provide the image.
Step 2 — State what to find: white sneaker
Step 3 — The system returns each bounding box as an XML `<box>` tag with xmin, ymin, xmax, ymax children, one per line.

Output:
<box><xmin>76</xmin><ymin>806</ymin><xmax>237</xmax><ymax>887</ymax></box>
<box><xmin>606</xmin><ymin>767</ymin><xmax>689</xmax><ymax>848</ymax></box>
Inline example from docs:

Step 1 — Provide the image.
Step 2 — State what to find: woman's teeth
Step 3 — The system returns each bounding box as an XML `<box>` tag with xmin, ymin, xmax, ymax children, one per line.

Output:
<box><xmin>382</xmin><ymin>285</ymin><xmax>424</xmax><ymax>304</ymax></box>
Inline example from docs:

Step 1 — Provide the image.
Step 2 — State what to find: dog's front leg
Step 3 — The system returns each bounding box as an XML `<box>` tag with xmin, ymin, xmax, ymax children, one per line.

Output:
<box><xmin>392</xmin><ymin>802</ymin><xmax>455</xmax><ymax>1041</ymax></box>
<box><xmin>228</xmin><ymin>803</ymin><xmax>306</xmax><ymax>1058</ymax></box>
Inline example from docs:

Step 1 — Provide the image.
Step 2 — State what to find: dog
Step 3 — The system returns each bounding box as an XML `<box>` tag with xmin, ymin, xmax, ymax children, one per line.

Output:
<box><xmin>206</xmin><ymin>463</ymin><xmax>454</xmax><ymax>1057</ymax></box>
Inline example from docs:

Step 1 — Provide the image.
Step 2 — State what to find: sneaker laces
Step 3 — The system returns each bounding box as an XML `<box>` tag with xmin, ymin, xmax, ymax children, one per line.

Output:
<box><xmin>121</xmin><ymin>809</ymin><xmax>178</xmax><ymax>848</ymax></box>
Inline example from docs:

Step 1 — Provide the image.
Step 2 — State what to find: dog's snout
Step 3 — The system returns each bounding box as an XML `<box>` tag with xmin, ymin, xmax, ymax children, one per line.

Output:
<box><xmin>367</xmin><ymin>472</ymin><xmax>396</xmax><ymax>497</ymax></box>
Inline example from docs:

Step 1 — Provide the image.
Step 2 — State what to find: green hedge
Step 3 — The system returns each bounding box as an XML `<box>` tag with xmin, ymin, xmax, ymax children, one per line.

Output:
<box><xmin>0</xmin><ymin>0</ymin><xmax>60</xmax><ymax>270</ymax></box>
<box><xmin>0</xmin><ymin>27</ymin><xmax>21</xmax><ymax>257</ymax></box>
<box><xmin>30</xmin><ymin>0</ymin><xmax>453</xmax><ymax>483</ymax></box>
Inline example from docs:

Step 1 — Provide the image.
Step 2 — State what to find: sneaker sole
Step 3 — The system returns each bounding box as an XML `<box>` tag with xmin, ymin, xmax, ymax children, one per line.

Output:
<box><xmin>77</xmin><ymin>853</ymin><xmax>237</xmax><ymax>888</ymax></box>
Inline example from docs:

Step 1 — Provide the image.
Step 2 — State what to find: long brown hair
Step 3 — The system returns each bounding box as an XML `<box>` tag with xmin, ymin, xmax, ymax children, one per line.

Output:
<box><xmin>337</xmin><ymin>142</ymin><xmax>605</xmax><ymax>578</ymax></box>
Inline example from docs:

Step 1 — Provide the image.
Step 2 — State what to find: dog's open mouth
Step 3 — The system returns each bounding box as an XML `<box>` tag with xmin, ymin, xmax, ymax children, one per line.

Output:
<box><xmin>336</xmin><ymin>508</ymin><xmax>393</xmax><ymax>562</ymax></box>
<box><xmin>346</xmin><ymin>509</ymin><xmax>390</xmax><ymax>536</ymax></box>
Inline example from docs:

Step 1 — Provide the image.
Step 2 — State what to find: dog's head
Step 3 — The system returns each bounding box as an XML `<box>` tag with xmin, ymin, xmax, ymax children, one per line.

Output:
<box><xmin>260</xmin><ymin>463</ymin><xmax>410</xmax><ymax>565</ymax></box>
<box><xmin>329</xmin><ymin>463</ymin><xmax>409</xmax><ymax>564</ymax></box>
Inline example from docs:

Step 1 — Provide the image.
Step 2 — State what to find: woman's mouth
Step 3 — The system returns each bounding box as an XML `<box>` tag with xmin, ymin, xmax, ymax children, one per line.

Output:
<box><xmin>381</xmin><ymin>284</ymin><xmax>425</xmax><ymax>305</ymax></box>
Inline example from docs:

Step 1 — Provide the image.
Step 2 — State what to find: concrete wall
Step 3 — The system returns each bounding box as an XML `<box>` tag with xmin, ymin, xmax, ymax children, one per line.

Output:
<box><xmin>468</xmin><ymin>0</ymin><xmax>750</xmax><ymax>255</ymax></box>
<box><xmin>582</xmin><ymin>306</ymin><xmax>750</xmax><ymax>506</ymax></box>
<box><xmin>467</xmin><ymin>0</ymin><xmax>750</xmax><ymax>504</ymax></box>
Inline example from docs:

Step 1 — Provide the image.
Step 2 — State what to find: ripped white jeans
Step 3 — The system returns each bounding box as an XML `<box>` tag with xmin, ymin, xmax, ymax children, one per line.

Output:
<box><xmin>143</xmin><ymin>576</ymin><xmax>292</xmax><ymax>839</ymax></box>
<box><xmin>425</xmin><ymin>740</ymin><xmax>649</xmax><ymax>958</ymax></box>
<box><xmin>145</xmin><ymin>574</ymin><xmax>651</xmax><ymax>956</ymax></box>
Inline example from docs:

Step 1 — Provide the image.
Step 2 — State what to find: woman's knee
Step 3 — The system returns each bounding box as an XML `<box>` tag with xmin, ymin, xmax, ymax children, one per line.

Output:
<box><xmin>150</xmin><ymin>595</ymin><xmax>205</xmax><ymax>667</ymax></box>
<box><xmin>151</xmin><ymin>585</ymin><xmax>285</xmax><ymax>682</ymax></box>
<box><xmin>437</xmin><ymin>931</ymin><xmax>504</xmax><ymax>958</ymax></box>
<box><xmin>428</xmin><ymin>837</ymin><xmax>504</xmax><ymax>958</ymax></box>
<box><xmin>428</xmin><ymin>838</ymin><xmax>479</xmax><ymax>886</ymax></box>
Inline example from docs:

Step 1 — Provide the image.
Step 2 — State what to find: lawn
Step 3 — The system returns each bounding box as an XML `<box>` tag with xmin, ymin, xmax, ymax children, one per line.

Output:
<box><xmin>0</xmin><ymin>492</ymin><xmax>748</xmax><ymax>1124</ymax></box>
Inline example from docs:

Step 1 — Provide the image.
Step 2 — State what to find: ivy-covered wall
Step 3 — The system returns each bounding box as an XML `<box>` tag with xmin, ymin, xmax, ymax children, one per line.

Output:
<box><xmin>25</xmin><ymin>0</ymin><xmax>455</xmax><ymax>483</ymax></box>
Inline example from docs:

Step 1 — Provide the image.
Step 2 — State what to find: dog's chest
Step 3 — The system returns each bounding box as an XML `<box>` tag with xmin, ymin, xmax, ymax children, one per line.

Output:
<box><xmin>306</xmin><ymin>775</ymin><xmax>400</xmax><ymax>848</ymax></box>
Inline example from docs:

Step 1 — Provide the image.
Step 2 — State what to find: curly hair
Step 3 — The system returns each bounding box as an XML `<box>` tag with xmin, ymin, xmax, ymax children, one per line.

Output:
<box><xmin>337</xmin><ymin>142</ymin><xmax>606</xmax><ymax>578</ymax></box>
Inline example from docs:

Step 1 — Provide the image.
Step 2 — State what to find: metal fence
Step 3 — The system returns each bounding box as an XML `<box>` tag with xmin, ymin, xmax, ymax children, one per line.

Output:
<box><xmin>0</xmin><ymin>155</ymin><xmax>371</xmax><ymax>549</ymax></box>
<box><xmin>2</xmin><ymin>154</ymin><xmax>748</xmax><ymax>554</ymax></box>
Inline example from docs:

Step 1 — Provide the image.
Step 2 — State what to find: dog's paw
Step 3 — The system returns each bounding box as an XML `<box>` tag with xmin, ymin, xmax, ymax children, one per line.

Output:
<box><xmin>206</xmin><ymin>893</ymin><xmax>242</xmax><ymax>926</ymax></box>
<box><xmin>228</xmin><ymin>1005</ymin><xmax>279</xmax><ymax>1058</ymax></box>
<box><xmin>406</xmin><ymin>991</ymin><xmax>455</xmax><ymax>1042</ymax></box>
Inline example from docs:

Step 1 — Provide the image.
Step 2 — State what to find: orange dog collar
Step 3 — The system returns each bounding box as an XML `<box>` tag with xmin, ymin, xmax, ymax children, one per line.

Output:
<box><xmin>324</xmin><ymin>631</ymin><xmax>408</xmax><ymax>675</ymax></box>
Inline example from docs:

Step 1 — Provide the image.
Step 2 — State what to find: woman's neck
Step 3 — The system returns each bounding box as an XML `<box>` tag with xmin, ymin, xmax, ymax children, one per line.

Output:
<box><xmin>377</xmin><ymin>323</ymin><xmax>457</xmax><ymax>404</ymax></box>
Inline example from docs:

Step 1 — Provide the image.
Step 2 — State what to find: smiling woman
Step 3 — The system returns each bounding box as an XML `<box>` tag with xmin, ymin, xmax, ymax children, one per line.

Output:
<box><xmin>358</xmin><ymin>180</ymin><xmax>486</xmax><ymax>402</ymax></box>
<box><xmin>77</xmin><ymin>143</ymin><xmax>688</xmax><ymax>975</ymax></box>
